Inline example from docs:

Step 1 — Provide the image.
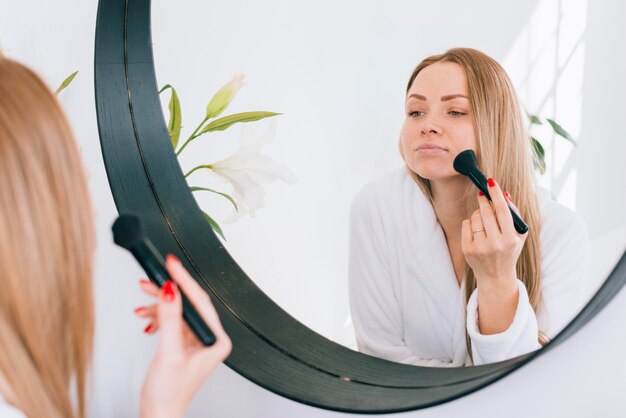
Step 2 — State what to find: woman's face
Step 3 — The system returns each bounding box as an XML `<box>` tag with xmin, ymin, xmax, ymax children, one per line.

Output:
<box><xmin>400</xmin><ymin>61</ymin><xmax>477</xmax><ymax>182</ymax></box>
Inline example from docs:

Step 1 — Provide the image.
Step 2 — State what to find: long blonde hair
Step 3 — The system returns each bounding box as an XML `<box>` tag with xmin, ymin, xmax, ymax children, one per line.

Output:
<box><xmin>402</xmin><ymin>48</ymin><xmax>547</xmax><ymax>346</ymax></box>
<box><xmin>0</xmin><ymin>58</ymin><xmax>94</xmax><ymax>417</ymax></box>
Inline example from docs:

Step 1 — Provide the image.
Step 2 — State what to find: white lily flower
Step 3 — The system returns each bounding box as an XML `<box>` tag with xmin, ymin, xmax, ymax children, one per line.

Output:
<box><xmin>210</xmin><ymin>120</ymin><xmax>297</xmax><ymax>222</ymax></box>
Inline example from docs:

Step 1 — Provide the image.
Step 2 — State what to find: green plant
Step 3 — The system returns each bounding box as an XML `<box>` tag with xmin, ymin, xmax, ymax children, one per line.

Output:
<box><xmin>0</xmin><ymin>40</ymin><xmax>78</xmax><ymax>96</ymax></box>
<box><xmin>526</xmin><ymin>112</ymin><xmax>575</xmax><ymax>175</ymax></box>
<box><xmin>54</xmin><ymin>71</ymin><xmax>78</xmax><ymax>95</ymax></box>
<box><xmin>159</xmin><ymin>74</ymin><xmax>291</xmax><ymax>240</ymax></box>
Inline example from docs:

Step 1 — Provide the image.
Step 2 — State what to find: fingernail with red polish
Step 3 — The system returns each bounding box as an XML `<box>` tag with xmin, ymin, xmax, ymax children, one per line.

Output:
<box><xmin>505</xmin><ymin>191</ymin><xmax>512</xmax><ymax>202</ymax></box>
<box><xmin>144</xmin><ymin>323</ymin><xmax>153</xmax><ymax>333</ymax></box>
<box><xmin>166</xmin><ymin>254</ymin><xmax>181</xmax><ymax>266</ymax></box>
<box><xmin>478</xmin><ymin>191</ymin><xmax>484</xmax><ymax>196</ymax></box>
<box><xmin>162</xmin><ymin>281</ymin><xmax>176</xmax><ymax>302</ymax></box>
<box><xmin>487</xmin><ymin>178</ymin><xmax>496</xmax><ymax>188</ymax></box>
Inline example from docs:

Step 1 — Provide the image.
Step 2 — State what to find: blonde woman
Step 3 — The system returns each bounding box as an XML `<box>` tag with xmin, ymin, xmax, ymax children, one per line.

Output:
<box><xmin>0</xmin><ymin>58</ymin><xmax>231</xmax><ymax>417</ymax></box>
<box><xmin>349</xmin><ymin>48</ymin><xmax>586</xmax><ymax>366</ymax></box>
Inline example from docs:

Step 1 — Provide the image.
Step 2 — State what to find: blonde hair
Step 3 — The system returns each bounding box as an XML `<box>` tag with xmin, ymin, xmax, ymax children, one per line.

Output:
<box><xmin>402</xmin><ymin>48</ymin><xmax>547</xmax><ymax>347</ymax></box>
<box><xmin>0</xmin><ymin>58</ymin><xmax>94</xmax><ymax>417</ymax></box>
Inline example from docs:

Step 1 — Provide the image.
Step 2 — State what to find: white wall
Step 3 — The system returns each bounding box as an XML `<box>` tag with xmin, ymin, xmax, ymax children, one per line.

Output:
<box><xmin>0</xmin><ymin>0</ymin><xmax>624</xmax><ymax>417</ymax></box>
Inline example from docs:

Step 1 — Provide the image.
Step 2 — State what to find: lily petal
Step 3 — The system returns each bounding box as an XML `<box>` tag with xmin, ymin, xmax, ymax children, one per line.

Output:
<box><xmin>207</xmin><ymin>120</ymin><xmax>297</xmax><ymax>222</ymax></box>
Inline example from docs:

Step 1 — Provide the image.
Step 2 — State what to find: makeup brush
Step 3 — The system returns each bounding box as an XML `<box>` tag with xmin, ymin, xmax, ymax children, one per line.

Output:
<box><xmin>453</xmin><ymin>150</ymin><xmax>529</xmax><ymax>234</ymax></box>
<box><xmin>113</xmin><ymin>213</ymin><xmax>216</xmax><ymax>346</ymax></box>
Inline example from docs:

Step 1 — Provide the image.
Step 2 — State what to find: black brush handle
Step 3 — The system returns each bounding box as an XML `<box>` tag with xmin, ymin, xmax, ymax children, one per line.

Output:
<box><xmin>181</xmin><ymin>294</ymin><xmax>216</xmax><ymax>346</ymax></box>
<box><xmin>509</xmin><ymin>207</ymin><xmax>529</xmax><ymax>234</ymax></box>
<box><xmin>130</xmin><ymin>242</ymin><xmax>216</xmax><ymax>346</ymax></box>
<box><xmin>466</xmin><ymin>170</ymin><xmax>528</xmax><ymax>234</ymax></box>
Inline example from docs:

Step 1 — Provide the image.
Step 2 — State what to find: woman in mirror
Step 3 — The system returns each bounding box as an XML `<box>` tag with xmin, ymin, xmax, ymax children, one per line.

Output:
<box><xmin>0</xmin><ymin>58</ymin><xmax>231</xmax><ymax>417</ymax></box>
<box><xmin>349</xmin><ymin>48</ymin><xmax>586</xmax><ymax>366</ymax></box>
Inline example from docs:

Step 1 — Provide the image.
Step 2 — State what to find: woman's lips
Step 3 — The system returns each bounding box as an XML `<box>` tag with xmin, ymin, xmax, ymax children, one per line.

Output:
<box><xmin>416</xmin><ymin>143</ymin><xmax>448</xmax><ymax>155</ymax></box>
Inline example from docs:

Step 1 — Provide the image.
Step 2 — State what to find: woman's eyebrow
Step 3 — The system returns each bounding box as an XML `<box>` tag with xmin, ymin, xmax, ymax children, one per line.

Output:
<box><xmin>407</xmin><ymin>93</ymin><xmax>427</xmax><ymax>101</ymax></box>
<box><xmin>407</xmin><ymin>93</ymin><xmax>468</xmax><ymax>101</ymax></box>
<box><xmin>441</xmin><ymin>94</ymin><xmax>468</xmax><ymax>101</ymax></box>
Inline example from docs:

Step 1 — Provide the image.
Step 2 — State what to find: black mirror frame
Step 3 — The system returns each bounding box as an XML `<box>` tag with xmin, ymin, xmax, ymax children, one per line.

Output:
<box><xmin>94</xmin><ymin>0</ymin><xmax>626</xmax><ymax>413</ymax></box>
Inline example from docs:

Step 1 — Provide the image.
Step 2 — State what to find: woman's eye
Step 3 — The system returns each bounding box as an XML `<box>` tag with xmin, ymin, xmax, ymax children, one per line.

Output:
<box><xmin>408</xmin><ymin>111</ymin><xmax>424</xmax><ymax>117</ymax></box>
<box><xmin>449</xmin><ymin>110</ymin><xmax>466</xmax><ymax>116</ymax></box>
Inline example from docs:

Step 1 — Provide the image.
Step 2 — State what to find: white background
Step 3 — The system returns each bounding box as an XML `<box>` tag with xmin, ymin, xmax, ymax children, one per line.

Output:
<box><xmin>0</xmin><ymin>0</ymin><xmax>625</xmax><ymax>417</ymax></box>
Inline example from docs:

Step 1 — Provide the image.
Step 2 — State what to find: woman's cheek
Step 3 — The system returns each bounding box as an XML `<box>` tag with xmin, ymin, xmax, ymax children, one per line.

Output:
<box><xmin>399</xmin><ymin>126</ymin><xmax>413</xmax><ymax>155</ymax></box>
<box><xmin>456</xmin><ymin>124</ymin><xmax>478</xmax><ymax>151</ymax></box>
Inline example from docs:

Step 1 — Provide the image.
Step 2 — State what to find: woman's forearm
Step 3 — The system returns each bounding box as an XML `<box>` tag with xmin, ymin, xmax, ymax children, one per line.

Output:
<box><xmin>475</xmin><ymin>275</ymin><xmax>519</xmax><ymax>334</ymax></box>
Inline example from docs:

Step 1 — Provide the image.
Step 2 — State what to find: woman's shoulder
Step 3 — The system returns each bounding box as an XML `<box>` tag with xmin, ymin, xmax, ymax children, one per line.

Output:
<box><xmin>353</xmin><ymin>166</ymin><xmax>407</xmax><ymax>198</ymax></box>
<box><xmin>537</xmin><ymin>188</ymin><xmax>587</xmax><ymax>240</ymax></box>
<box><xmin>351</xmin><ymin>167</ymin><xmax>424</xmax><ymax>215</ymax></box>
<box><xmin>536</xmin><ymin>188</ymin><xmax>588</xmax><ymax>270</ymax></box>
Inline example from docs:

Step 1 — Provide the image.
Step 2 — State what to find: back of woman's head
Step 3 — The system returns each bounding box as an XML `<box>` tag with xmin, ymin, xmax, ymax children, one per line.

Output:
<box><xmin>0</xmin><ymin>58</ymin><xmax>94</xmax><ymax>418</ymax></box>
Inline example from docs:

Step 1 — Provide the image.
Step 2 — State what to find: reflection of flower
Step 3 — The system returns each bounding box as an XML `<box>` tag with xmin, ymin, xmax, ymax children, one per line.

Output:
<box><xmin>161</xmin><ymin>73</ymin><xmax>286</xmax><ymax>239</ymax></box>
<box><xmin>210</xmin><ymin>120</ymin><xmax>297</xmax><ymax>222</ymax></box>
<box><xmin>205</xmin><ymin>73</ymin><xmax>245</xmax><ymax>119</ymax></box>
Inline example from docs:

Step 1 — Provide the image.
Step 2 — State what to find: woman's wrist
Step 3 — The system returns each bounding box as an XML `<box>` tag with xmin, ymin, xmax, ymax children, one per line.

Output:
<box><xmin>139</xmin><ymin>391</ymin><xmax>184</xmax><ymax>418</ymax></box>
<box><xmin>140</xmin><ymin>402</ymin><xmax>184</xmax><ymax>418</ymax></box>
<box><xmin>475</xmin><ymin>270</ymin><xmax>518</xmax><ymax>295</ymax></box>
<box><xmin>475</xmin><ymin>274</ymin><xmax>519</xmax><ymax>335</ymax></box>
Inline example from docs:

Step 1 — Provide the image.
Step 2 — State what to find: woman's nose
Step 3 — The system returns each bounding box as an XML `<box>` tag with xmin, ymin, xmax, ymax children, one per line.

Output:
<box><xmin>421</xmin><ymin>119</ymin><xmax>442</xmax><ymax>136</ymax></box>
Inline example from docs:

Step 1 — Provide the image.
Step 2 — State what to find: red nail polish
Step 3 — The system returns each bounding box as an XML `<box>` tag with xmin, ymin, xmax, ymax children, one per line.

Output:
<box><xmin>478</xmin><ymin>191</ymin><xmax>485</xmax><ymax>196</ymax></box>
<box><xmin>487</xmin><ymin>178</ymin><xmax>496</xmax><ymax>188</ymax></box>
<box><xmin>162</xmin><ymin>281</ymin><xmax>176</xmax><ymax>302</ymax></box>
<box><xmin>144</xmin><ymin>323</ymin><xmax>153</xmax><ymax>333</ymax></box>
<box><xmin>134</xmin><ymin>307</ymin><xmax>146</xmax><ymax>315</ymax></box>
<box><xmin>166</xmin><ymin>254</ymin><xmax>181</xmax><ymax>265</ymax></box>
<box><xmin>505</xmin><ymin>191</ymin><xmax>512</xmax><ymax>201</ymax></box>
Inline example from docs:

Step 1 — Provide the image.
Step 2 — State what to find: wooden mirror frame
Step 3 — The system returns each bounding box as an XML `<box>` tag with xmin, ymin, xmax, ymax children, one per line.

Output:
<box><xmin>94</xmin><ymin>0</ymin><xmax>626</xmax><ymax>413</ymax></box>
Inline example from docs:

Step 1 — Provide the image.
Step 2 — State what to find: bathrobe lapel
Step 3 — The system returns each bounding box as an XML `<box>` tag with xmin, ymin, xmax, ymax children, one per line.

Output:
<box><xmin>397</xmin><ymin>170</ymin><xmax>469</xmax><ymax>364</ymax></box>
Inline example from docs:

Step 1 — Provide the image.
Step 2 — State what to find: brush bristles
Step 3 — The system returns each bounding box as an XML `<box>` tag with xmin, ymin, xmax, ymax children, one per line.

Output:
<box><xmin>112</xmin><ymin>213</ymin><xmax>144</xmax><ymax>249</ymax></box>
<box><xmin>453</xmin><ymin>150</ymin><xmax>478</xmax><ymax>176</ymax></box>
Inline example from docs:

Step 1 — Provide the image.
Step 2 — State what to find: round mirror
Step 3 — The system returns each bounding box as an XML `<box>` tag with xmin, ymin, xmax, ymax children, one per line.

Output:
<box><xmin>95</xmin><ymin>0</ymin><xmax>626</xmax><ymax>413</ymax></box>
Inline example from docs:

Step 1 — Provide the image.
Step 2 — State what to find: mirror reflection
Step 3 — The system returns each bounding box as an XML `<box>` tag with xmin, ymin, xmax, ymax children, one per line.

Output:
<box><xmin>349</xmin><ymin>49</ymin><xmax>584</xmax><ymax>366</ymax></box>
<box><xmin>152</xmin><ymin>0</ymin><xmax>626</xmax><ymax>366</ymax></box>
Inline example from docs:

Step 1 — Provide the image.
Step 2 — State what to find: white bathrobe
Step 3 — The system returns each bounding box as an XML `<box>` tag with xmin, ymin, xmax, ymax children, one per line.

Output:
<box><xmin>348</xmin><ymin>167</ymin><xmax>587</xmax><ymax>366</ymax></box>
<box><xmin>0</xmin><ymin>393</ymin><xmax>25</xmax><ymax>418</ymax></box>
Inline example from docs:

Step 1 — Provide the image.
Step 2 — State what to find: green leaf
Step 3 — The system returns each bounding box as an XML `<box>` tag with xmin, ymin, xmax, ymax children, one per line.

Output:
<box><xmin>546</xmin><ymin>118</ymin><xmax>575</xmax><ymax>144</ymax></box>
<box><xmin>527</xmin><ymin>113</ymin><xmax>542</xmax><ymax>125</ymax></box>
<box><xmin>198</xmin><ymin>111</ymin><xmax>281</xmax><ymax>135</ymax></box>
<box><xmin>54</xmin><ymin>71</ymin><xmax>79</xmax><ymax>95</ymax></box>
<box><xmin>159</xmin><ymin>84</ymin><xmax>183</xmax><ymax>149</ymax></box>
<box><xmin>190</xmin><ymin>186</ymin><xmax>238</xmax><ymax>211</ymax></box>
<box><xmin>530</xmin><ymin>136</ymin><xmax>546</xmax><ymax>175</ymax></box>
<box><xmin>524</xmin><ymin>109</ymin><xmax>542</xmax><ymax>125</ymax></box>
<box><xmin>202</xmin><ymin>211</ymin><xmax>226</xmax><ymax>240</ymax></box>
